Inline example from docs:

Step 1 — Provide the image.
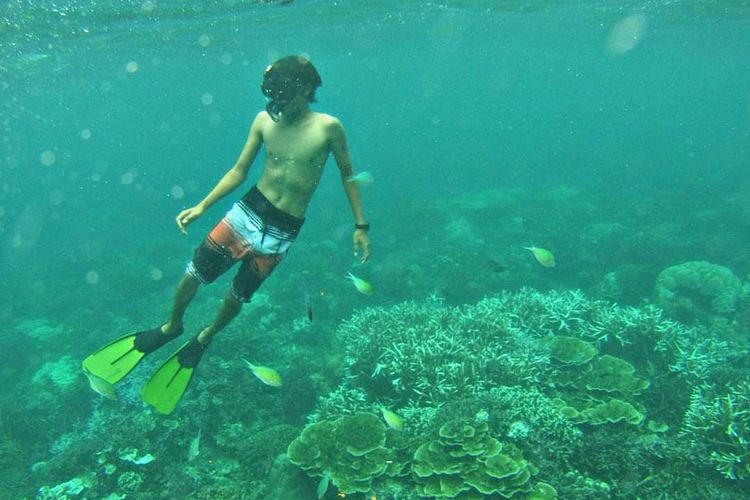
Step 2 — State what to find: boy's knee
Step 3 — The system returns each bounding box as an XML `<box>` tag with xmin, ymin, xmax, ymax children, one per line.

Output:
<box><xmin>225</xmin><ymin>290</ymin><xmax>246</xmax><ymax>310</ymax></box>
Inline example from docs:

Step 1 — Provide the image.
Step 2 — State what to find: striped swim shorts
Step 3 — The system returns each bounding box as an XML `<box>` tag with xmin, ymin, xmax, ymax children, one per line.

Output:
<box><xmin>186</xmin><ymin>185</ymin><xmax>304</xmax><ymax>302</ymax></box>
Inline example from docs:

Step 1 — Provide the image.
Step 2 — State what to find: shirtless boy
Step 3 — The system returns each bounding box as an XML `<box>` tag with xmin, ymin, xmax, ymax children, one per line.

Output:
<box><xmin>82</xmin><ymin>56</ymin><xmax>370</xmax><ymax>414</ymax></box>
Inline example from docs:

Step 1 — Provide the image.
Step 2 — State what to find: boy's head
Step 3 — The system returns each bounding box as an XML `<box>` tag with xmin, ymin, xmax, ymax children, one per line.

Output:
<box><xmin>261</xmin><ymin>56</ymin><xmax>322</xmax><ymax>121</ymax></box>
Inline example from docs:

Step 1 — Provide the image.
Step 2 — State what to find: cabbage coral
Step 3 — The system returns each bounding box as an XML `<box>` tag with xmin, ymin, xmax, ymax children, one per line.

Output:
<box><xmin>412</xmin><ymin>420</ymin><xmax>546</xmax><ymax>498</ymax></box>
<box><xmin>286</xmin><ymin>412</ymin><xmax>395</xmax><ymax>494</ymax></box>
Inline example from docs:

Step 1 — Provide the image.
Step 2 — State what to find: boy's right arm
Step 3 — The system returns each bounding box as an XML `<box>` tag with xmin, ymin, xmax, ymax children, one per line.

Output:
<box><xmin>176</xmin><ymin>112</ymin><xmax>266</xmax><ymax>234</ymax></box>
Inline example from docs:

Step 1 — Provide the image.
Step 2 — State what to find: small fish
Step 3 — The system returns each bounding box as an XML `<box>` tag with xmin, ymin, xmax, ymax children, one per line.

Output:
<box><xmin>317</xmin><ymin>470</ymin><xmax>330</xmax><ymax>499</ymax></box>
<box><xmin>302</xmin><ymin>276</ymin><xmax>313</xmax><ymax>322</ymax></box>
<box><xmin>83</xmin><ymin>368</ymin><xmax>117</xmax><ymax>400</ymax></box>
<box><xmin>346</xmin><ymin>272</ymin><xmax>373</xmax><ymax>295</ymax></box>
<box><xmin>242</xmin><ymin>358</ymin><xmax>283</xmax><ymax>387</ymax></box>
<box><xmin>132</xmin><ymin>453</ymin><xmax>155</xmax><ymax>465</ymax></box>
<box><xmin>378</xmin><ymin>405</ymin><xmax>404</xmax><ymax>431</ymax></box>
<box><xmin>345</xmin><ymin>171</ymin><xmax>374</xmax><ymax>186</ymax></box>
<box><xmin>523</xmin><ymin>246</ymin><xmax>556</xmax><ymax>267</ymax></box>
<box><xmin>188</xmin><ymin>429</ymin><xmax>201</xmax><ymax>461</ymax></box>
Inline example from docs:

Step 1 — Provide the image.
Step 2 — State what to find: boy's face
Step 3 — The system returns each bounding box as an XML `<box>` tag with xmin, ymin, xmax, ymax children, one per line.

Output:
<box><xmin>266</xmin><ymin>85</ymin><xmax>311</xmax><ymax>121</ymax></box>
<box><xmin>280</xmin><ymin>87</ymin><xmax>310</xmax><ymax>111</ymax></box>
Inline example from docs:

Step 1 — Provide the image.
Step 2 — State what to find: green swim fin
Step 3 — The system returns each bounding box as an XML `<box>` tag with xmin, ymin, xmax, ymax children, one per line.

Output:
<box><xmin>82</xmin><ymin>326</ymin><xmax>183</xmax><ymax>385</ymax></box>
<box><xmin>141</xmin><ymin>336</ymin><xmax>208</xmax><ymax>415</ymax></box>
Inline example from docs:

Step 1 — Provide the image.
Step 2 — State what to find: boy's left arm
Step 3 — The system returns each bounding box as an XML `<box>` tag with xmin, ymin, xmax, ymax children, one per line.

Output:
<box><xmin>329</xmin><ymin>117</ymin><xmax>370</xmax><ymax>263</ymax></box>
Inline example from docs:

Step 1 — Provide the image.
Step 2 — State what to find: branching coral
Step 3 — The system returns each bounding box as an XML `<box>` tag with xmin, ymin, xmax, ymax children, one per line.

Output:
<box><xmin>682</xmin><ymin>381</ymin><xmax>750</xmax><ymax>480</ymax></box>
<box><xmin>327</xmin><ymin>288</ymin><xmax>728</xmax><ymax>418</ymax></box>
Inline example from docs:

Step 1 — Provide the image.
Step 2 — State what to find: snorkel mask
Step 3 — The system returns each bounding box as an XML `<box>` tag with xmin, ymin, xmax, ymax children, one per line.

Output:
<box><xmin>261</xmin><ymin>57</ymin><xmax>322</xmax><ymax>122</ymax></box>
<box><xmin>261</xmin><ymin>77</ymin><xmax>303</xmax><ymax>122</ymax></box>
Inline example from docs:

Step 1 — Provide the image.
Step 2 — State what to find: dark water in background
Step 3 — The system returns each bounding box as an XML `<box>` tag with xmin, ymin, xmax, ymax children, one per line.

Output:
<box><xmin>1</xmin><ymin>0</ymin><xmax>750</xmax><ymax>496</ymax></box>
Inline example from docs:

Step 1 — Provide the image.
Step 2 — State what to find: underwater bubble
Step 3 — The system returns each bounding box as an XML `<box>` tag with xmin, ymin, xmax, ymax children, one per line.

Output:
<box><xmin>40</xmin><ymin>150</ymin><xmax>56</xmax><ymax>166</ymax></box>
<box><xmin>120</xmin><ymin>172</ymin><xmax>135</xmax><ymax>185</ymax></box>
<box><xmin>85</xmin><ymin>270</ymin><xmax>100</xmax><ymax>285</ymax></box>
<box><xmin>141</xmin><ymin>1</ymin><xmax>155</xmax><ymax>13</ymax></box>
<box><xmin>49</xmin><ymin>190</ymin><xmax>64</xmax><ymax>205</ymax></box>
<box><xmin>220</xmin><ymin>53</ymin><xmax>232</xmax><ymax>65</ymax></box>
<box><xmin>91</xmin><ymin>173</ymin><xmax>101</xmax><ymax>182</ymax></box>
<box><xmin>201</xmin><ymin>93</ymin><xmax>213</xmax><ymax>105</ymax></box>
<box><xmin>150</xmin><ymin>268</ymin><xmax>163</xmax><ymax>280</ymax></box>
<box><xmin>198</xmin><ymin>34</ymin><xmax>211</xmax><ymax>47</ymax></box>
<box><xmin>170</xmin><ymin>185</ymin><xmax>185</xmax><ymax>199</ymax></box>
<box><xmin>80</xmin><ymin>129</ymin><xmax>92</xmax><ymax>139</ymax></box>
<box><xmin>606</xmin><ymin>14</ymin><xmax>647</xmax><ymax>55</ymax></box>
<box><xmin>10</xmin><ymin>205</ymin><xmax>43</xmax><ymax>249</ymax></box>
<box><xmin>126</xmin><ymin>61</ymin><xmax>139</xmax><ymax>73</ymax></box>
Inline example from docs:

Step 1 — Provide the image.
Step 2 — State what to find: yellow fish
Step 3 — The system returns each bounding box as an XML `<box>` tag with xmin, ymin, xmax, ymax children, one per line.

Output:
<box><xmin>524</xmin><ymin>246</ymin><xmax>556</xmax><ymax>267</ymax></box>
<box><xmin>83</xmin><ymin>367</ymin><xmax>117</xmax><ymax>400</ymax></box>
<box><xmin>242</xmin><ymin>358</ymin><xmax>282</xmax><ymax>387</ymax></box>
<box><xmin>346</xmin><ymin>272</ymin><xmax>373</xmax><ymax>295</ymax></box>
<box><xmin>378</xmin><ymin>405</ymin><xmax>404</xmax><ymax>431</ymax></box>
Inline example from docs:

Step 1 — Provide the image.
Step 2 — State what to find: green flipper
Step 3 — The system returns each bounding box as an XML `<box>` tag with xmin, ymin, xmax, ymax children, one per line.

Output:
<box><xmin>141</xmin><ymin>336</ymin><xmax>207</xmax><ymax>415</ymax></box>
<box><xmin>82</xmin><ymin>326</ymin><xmax>183</xmax><ymax>385</ymax></box>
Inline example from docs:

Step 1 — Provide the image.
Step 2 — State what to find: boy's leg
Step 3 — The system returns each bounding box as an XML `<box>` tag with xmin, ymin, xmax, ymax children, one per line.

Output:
<box><xmin>163</xmin><ymin>273</ymin><xmax>201</xmax><ymax>335</ymax></box>
<box><xmin>196</xmin><ymin>253</ymin><xmax>282</xmax><ymax>345</ymax></box>
<box><xmin>197</xmin><ymin>291</ymin><xmax>244</xmax><ymax>345</ymax></box>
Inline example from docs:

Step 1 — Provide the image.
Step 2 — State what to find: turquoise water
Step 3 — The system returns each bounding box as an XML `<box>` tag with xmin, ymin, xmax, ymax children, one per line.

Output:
<box><xmin>2</xmin><ymin>0</ymin><xmax>750</xmax><ymax>498</ymax></box>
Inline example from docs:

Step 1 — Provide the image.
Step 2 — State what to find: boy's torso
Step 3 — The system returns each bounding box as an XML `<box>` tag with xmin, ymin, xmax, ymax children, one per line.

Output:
<box><xmin>256</xmin><ymin>111</ymin><xmax>333</xmax><ymax>218</ymax></box>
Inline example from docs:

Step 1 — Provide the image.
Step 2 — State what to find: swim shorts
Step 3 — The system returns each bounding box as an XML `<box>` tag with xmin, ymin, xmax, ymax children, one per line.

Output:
<box><xmin>186</xmin><ymin>185</ymin><xmax>304</xmax><ymax>302</ymax></box>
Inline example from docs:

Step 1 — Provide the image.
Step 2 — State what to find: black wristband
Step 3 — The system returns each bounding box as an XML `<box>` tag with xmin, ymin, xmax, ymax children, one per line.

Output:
<box><xmin>355</xmin><ymin>223</ymin><xmax>370</xmax><ymax>232</ymax></box>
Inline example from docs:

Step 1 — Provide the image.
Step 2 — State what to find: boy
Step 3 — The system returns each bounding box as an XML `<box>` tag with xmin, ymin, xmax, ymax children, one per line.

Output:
<box><xmin>83</xmin><ymin>56</ymin><xmax>370</xmax><ymax>414</ymax></box>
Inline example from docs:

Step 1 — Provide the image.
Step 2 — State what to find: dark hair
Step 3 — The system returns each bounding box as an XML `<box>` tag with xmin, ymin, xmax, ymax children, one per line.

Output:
<box><xmin>261</xmin><ymin>56</ymin><xmax>322</xmax><ymax>103</ymax></box>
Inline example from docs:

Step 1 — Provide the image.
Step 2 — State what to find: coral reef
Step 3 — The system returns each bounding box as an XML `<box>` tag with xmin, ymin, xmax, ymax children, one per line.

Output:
<box><xmin>412</xmin><ymin>419</ymin><xmax>552</xmax><ymax>498</ymax></box>
<box><xmin>287</xmin><ymin>412</ymin><xmax>396</xmax><ymax>494</ymax></box>
<box><xmin>682</xmin><ymin>381</ymin><xmax>750</xmax><ymax>480</ymax></box>
<box><xmin>305</xmin><ymin>288</ymin><xmax>744</xmax><ymax>497</ymax></box>
<box><xmin>32</xmin><ymin>355</ymin><xmax>80</xmax><ymax>391</ymax></box>
<box><xmin>654</xmin><ymin>260</ymin><xmax>747</xmax><ymax>326</ymax></box>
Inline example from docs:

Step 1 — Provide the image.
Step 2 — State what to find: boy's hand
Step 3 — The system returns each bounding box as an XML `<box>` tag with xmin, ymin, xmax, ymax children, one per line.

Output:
<box><xmin>353</xmin><ymin>229</ymin><xmax>370</xmax><ymax>264</ymax></box>
<box><xmin>176</xmin><ymin>206</ymin><xmax>205</xmax><ymax>235</ymax></box>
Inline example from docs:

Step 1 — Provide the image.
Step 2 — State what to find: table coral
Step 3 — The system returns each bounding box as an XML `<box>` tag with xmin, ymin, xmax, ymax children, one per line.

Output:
<box><xmin>548</xmin><ymin>336</ymin><xmax>597</xmax><ymax>366</ymax></box>
<box><xmin>578</xmin><ymin>399</ymin><xmax>644</xmax><ymax>426</ymax></box>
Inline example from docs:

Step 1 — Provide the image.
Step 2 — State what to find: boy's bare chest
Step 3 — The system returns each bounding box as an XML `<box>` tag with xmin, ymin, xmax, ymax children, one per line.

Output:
<box><xmin>264</xmin><ymin>123</ymin><xmax>329</xmax><ymax>164</ymax></box>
